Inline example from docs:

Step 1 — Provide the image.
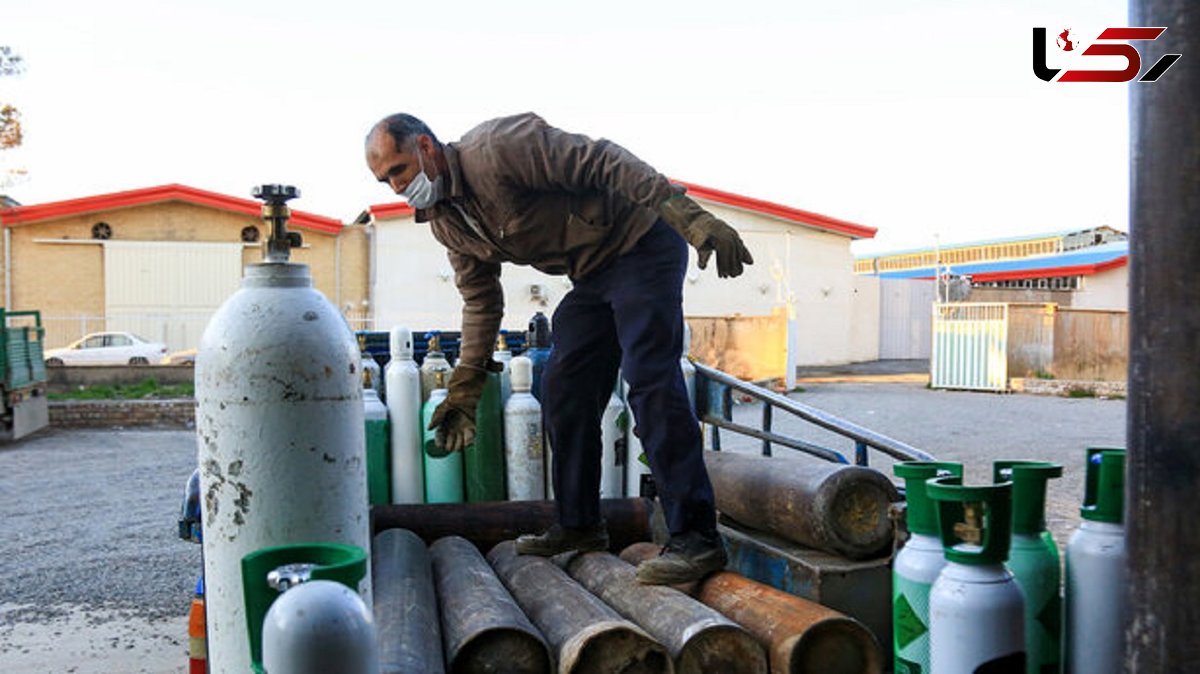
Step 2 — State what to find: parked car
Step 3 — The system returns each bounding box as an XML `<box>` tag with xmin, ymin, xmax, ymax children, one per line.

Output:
<box><xmin>161</xmin><ymin>349</ymin><xmax>197</xmax><ymax>366</ymax></box>
<box><xmin>44</xmin><ymin>332</ymin><xmax>168</xmax><ymax>366</ymax></box>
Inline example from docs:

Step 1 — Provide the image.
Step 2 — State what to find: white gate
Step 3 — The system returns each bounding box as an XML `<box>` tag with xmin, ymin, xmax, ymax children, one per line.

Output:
<box><xmin>930</xmin><ymin>302</ymin><xmax>1009</xmax><ymax>391</ymax></box>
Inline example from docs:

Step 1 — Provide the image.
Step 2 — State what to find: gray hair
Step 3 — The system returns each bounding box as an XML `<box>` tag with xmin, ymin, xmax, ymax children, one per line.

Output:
<box><xmin>371</xmin><ymin>113</ymin><xmax>441</xmax><ymax>150</ymax></box>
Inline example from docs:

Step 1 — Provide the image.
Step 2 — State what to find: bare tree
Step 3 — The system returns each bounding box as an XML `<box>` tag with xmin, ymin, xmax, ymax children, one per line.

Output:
<box><xmin>0</xmin><ymin>46</ymin><xmax>27</xmax><ymax>188</ymax></box>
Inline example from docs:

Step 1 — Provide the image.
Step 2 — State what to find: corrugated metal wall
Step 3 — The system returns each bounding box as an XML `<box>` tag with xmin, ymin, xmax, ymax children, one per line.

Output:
<box><xmin>879</xmin><ymin>278</ymin><xmax>933</xmax><ymax>359</ymax></box>
<box><xmin>930</xmin><ymin>302</ymin><xmax>1009</xmax><ymax>391</ymax></box>
<box><xmin>103</xmin><ymin>241</ymin><xmax>243</xmax><ymax>351</ymax></box>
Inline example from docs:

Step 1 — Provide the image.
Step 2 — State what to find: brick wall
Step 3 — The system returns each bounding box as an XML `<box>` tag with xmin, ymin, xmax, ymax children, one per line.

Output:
<box><xmin>50</xmin><ymin>399</ymin><xmax>196</xmax><ymax>429</ymax></box>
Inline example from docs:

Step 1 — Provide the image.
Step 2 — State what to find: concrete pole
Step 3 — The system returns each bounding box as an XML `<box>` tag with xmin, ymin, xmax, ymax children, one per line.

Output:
<box><xmin>1126</xmin><ymin>1</ymin><xmax>1200</xmax><ymax>670</ymax></box>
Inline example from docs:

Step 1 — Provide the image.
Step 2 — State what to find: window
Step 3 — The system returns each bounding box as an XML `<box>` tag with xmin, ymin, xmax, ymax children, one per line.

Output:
<box><xmin>107</xmin><ymin>334</ymin><xmax>132</xmax><ymax>347</ymax></box>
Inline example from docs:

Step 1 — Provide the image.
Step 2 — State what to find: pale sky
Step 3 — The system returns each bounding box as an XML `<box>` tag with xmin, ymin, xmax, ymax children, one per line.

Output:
<box><xmin>2</xmin><ymin>0</ymin><xmax>1129</xmax><ymax>254</ymax></box>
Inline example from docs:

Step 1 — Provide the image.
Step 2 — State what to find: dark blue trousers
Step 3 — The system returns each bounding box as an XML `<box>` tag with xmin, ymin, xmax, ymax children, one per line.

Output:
<box><xmin>542</xmin><ymin>220</ymin><xmax>716</xmax><ymax>536</ymax></box>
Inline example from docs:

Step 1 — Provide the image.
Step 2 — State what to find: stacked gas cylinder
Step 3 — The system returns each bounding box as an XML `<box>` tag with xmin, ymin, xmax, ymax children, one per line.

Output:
<box><xmin>357</xmin><ymin>313</ymin><xmax>699</xmax><ymax>506</ymax></box>
<box><xmin>892</xmin><ymin>448</ymin><xmax>1127</xmax><ymax>674</ymax></box>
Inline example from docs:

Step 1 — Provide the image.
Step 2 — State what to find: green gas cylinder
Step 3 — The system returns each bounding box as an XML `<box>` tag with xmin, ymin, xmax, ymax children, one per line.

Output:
<box><xmin>893</xmin><ymin>462</ymin><xmax>964</xmax><ymax>674</ymax></box>
<box><xmin>422</xmin><ymin>388</ymin><xmax>463</xmax><ymax>503</ymax></box>
<box><xmin>363</xmin><ymin>388</ymin><xmax>390</xmax><ymax>505</ymax></box>
<box><xmin>464</xmin><ymin>371</ymin><xmax>506</xmax><ymax>502</ymax></box>
<box><xmin>994</xmin><ymin>461</ymin><xmax>1063</xmax><ymax>674</ymax></box>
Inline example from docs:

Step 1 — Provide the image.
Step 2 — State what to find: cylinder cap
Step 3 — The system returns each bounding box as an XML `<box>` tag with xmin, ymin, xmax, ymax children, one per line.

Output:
<box><xmin>390</xmin><ymin>326</ymin><xmax>413</xmax><ymax>359</ymax></box>
<box><xmin>894</xmin><ymin>462</ymin><xmax>963</xmax><ymax>535</ymax></box>
<box><xmin>527</xmin><ymin>312</ymin><xmax>550</xmax><ymax>348</ymax></box>
<box><xmin>1081</xmin><ymin>447</ymin><xmax>1125</xmax><ymax>523</ymax></box>
<box><xmin>927</xmin><ymin>476</ymin><xmax>1013</xmax><ymax>565</ymax></box>
<box><xmin>993</xmin><ymin>461</ymin><xmax>1062</xmax><ymax>534</ymax></box>
<box><xmin>511</xmin><ymin>356</ymin><xmax>533</xmax><ymax>391</ymax></box>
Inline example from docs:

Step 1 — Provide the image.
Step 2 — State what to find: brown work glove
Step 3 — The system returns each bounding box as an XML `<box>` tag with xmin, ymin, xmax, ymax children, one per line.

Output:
<box><xmin>660</xmin><ymin>195</ymin><xmax>754</xmax><ymax>278</ymax></box>
<box><xmin>427</xmin><ymin>361</ymin><xmax>499</xmax><ymax>457</ymax></box>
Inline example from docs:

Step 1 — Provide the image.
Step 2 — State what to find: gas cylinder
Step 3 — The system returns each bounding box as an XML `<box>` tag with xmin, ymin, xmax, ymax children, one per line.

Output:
<box><xmin>358</xmin><ymin>333</ymin><xmax>382</xmax><ymax>399</ymax></box>
<box><xmin>1064</xmin><ymin>448</ymin><xmax>1126</xmax><ymax>674</ymax></box>
<box><xmin>196</xmin><ymin>185</ymin><xmax>370</xmax><ymax>674</ymax></box>
<box><xmin>994</xmin><ymin>460</ymin><xmax>1062</xmax><ymax>674</ymax></box>
<box><xmin>419</xmin><ymin>333</ymin><xmax>452</xmax><ymax>403</ymax></box>
<box><xmin>494</xmin><ymin>332</ymin><xmax>513</xmax><ymax>406</ymax></box>
<box><xmin>188</xmin><ymin>576</ymin><xmax>207</xmax><ymax>674</ymax></box>
<box><xmin>422</xmin><ymin>388</ymin><xmax>464</xmax><ymax>503</ymax></box>
<box><xmin>504</xmin><ymin>356</ymin><xmax>545</xmax><ymax>501</ymax></box>
<box><xmin>363</xmin><ymin>388</ymin><xmax>390</xmax><ymax>505</ymax></box>
<box><xmin>464</xmin><ymin>369</ymin><xmax>505</xmax><ymax>502</ymax></box>
<box><xmin>261</xmin><ymin>574</ymin><xmax>379</xmax><ymax>674</ymax></box>
<box><xmin>927</xmin><ymin>476</ymin><xmax>1026</xmax><ymax>674</ymax></box>
<box><xmin>525</xmin><ymin>312</ymin><xmax>551</xmax><ymax>401</ymax></box>
<box><xmin>681</xmin><ymin>321</ymin><xmax>696</xmax><ymax>409</ymax></box>
<box><xmin>622</xmin><ymin>378</ymin><xmax>651</xmax><ymax>498</ymax></box>
<box><xmin>892</xmin><ymin>461</ymin><xmax>963</xmax><ymax>674</ymax></box>
<box><xmin>600</xmin><ymin>377</ymin><xmax>627</xmax><ymax>498</ymax></box>
<box><xmin>385</xmin><ymin>326</ymin><xmax>424</xmax><ymax>504</ymax></box>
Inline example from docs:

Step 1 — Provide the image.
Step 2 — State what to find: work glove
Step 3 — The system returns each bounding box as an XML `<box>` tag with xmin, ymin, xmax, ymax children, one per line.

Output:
<box><xmin>427</xmin><ymin>360</ymin><xmax>500</xmax><ymax>457</ymax></box>
<box><xmin>659</xmin><ymin>195</ymin><xmax>754</xmax><ymax>278</ymax></box>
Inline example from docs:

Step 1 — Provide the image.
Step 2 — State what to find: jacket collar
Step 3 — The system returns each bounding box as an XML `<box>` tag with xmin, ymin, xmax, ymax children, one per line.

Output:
<box><xmin>414</xmin><ymin>143</ymin><xmax>464</xmax><ymax>224</ymax></box>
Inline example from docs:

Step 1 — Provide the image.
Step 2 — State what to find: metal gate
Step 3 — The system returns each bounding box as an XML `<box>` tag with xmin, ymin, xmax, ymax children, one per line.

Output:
<box><xmin>930</xmin><ymin>302</ymin><xmax>1009</xmax><ymax>391</ymax></box>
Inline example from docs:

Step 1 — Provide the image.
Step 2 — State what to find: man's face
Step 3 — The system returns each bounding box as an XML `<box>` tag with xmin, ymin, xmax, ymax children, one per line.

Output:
<box><xmin>366</xmin><ymin>129</ymin><xmax>427</xmax><ymax>196</ymax></box>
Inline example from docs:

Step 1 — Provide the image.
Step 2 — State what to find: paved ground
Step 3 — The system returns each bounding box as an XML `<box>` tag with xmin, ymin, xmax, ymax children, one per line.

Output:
<box><xmin>0</xmin><ymin>380</ymin><xmax>1125</xmax><ymax>672</ymax></box>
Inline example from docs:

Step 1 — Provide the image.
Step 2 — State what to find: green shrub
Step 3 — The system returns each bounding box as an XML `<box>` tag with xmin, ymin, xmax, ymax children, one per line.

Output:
<box><xmin>49</xmin><ymin>378</ymin><xmax>194</xmax><ymax>400</ymax></box>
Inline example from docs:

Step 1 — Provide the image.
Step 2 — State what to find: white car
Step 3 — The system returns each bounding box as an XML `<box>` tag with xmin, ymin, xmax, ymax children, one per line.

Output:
<box><xmin>45</xmin><ymin>332</ymin><xmax>169</xmax><ymax>366</ymax></box>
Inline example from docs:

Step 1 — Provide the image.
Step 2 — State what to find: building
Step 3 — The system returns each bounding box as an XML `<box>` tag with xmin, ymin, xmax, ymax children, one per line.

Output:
<box><xmin>0</xmin><ymin>184</ymin><xmax>367</xmax><ymax>351</ymax></box>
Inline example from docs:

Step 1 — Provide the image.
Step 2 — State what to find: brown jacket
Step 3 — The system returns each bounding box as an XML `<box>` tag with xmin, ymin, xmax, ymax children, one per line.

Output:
<box><xmin>416</xmin><ymin>113</ymin><xmax>681</xmax><ymax>367</ymax></box>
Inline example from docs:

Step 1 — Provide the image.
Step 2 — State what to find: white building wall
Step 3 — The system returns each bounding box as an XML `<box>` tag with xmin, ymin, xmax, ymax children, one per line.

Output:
<box><xmin>1073</xmin><ymin>266</ymin><xmax>1128</xmax><ymax>310</ymax></box>
<box><xmin>370</xmin><ymin>200</ymin><xmax>869</xmax><ymax>366</ymax></box>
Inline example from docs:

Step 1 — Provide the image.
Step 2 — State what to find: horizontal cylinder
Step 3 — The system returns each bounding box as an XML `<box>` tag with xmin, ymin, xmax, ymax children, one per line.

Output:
<box><xmin>371</xmin><ymin>498</ymin><xmax>654</xmax><ymax>554</ymax></box>
<box><xmin>372</xmin><ymin>529</ymin><xmax>446</xmax><ymax>674</ymax></box>
<box><xmin>429</xmin><ymin>536</ymin><xmax>551</xmax><ymax>674</ymax></box>
<box><xmin>622</xmin><ymin>542</ymin><xmax>883</xmax><ymax>674</ymax></box>
<box><xmin>703</xmin><ymin>452</ymin><xmax>898</xmax><ymax>559</ymax></box>
<box><xmin>565</xmin><ymin>551</ymin><xmax>767</xmax><ymax>674</ymax></box>
<box><xmin>488</xmin><ymin>541</ymin><xmax>673</xmax><ymax>674</ymax></box>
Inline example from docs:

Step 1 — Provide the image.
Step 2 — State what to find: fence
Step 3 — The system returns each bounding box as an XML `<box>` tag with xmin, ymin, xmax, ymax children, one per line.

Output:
<box><xmin>930</xmin><ymin>303</ymin><xmax>1010</xmax><ymax>391</ymax></box>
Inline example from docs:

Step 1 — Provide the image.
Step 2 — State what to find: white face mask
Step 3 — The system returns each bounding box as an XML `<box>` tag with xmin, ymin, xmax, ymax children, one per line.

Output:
<box><xmin>402</xmin><ymin>145</ymin><xmax>443</xmax><ymax>209</ymax></box>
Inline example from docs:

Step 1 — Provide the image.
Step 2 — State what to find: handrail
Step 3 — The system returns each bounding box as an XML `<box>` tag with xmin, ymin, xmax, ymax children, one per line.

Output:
<box><xmin>693</xmin><ymin>361</ymin><xmax>935</xmax><ymax>466</ymax></box>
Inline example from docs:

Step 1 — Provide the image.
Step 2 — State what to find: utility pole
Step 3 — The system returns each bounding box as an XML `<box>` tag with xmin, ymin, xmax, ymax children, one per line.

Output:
<box><xmin>1126</xmin><ymin>1</ymin><xmax>1199</xmax><ymax>670</ymax></box>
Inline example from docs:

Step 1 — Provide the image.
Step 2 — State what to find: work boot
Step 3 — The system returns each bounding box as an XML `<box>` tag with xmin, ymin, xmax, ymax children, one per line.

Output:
<box><xmin>514</xmin><ymin>522</ymin><xmax>609</xmax><ymax>557</ymax></box>
<box><xmin>636</xmin><ymin>530</ymin><xmax>728</xmax><ymax>585</ymax></box>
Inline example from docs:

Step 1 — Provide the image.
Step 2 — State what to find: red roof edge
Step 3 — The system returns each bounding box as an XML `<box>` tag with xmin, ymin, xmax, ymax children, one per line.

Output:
<box><xmin>367</xmin><ymin>202</ymin><xmax>416</xmax><ymax>220</ymax></box>
<box><xmin>672</xmin><ymin>180</ymin><xmax>876</xmax><ymax>239</ymax></box>
<box><xmin>0</xmin><ymin>184</ymin><xmax>344</xmax><ymax>234</ymax></box>
<box><xmin>969</xmin><ymin>257</ymin><xmax>1129</xmax><ymax>283</ymax></box>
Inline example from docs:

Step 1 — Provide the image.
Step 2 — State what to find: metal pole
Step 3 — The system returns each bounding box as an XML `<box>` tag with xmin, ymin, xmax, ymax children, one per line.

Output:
<box><xmin>1126</xmin><ymin>2</ymin><xmax>1199</xmax><ymax>670</ymax></box>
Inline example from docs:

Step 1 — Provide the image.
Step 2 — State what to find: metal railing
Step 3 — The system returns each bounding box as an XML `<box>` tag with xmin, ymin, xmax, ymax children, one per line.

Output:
<box><xmin>694</xmin><ymin>361</ymin><xmax>934</xmax><ymax>466</ymax></box>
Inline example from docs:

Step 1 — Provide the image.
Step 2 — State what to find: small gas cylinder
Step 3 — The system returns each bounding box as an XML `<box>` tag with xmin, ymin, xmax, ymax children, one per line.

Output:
<box><xmin>363</xmin><ymin>388</ymin><xmax>390</xmax><ymax>505</ymax></box>
<box><xmin>504</xmin><ymin>356</ymin><xmax>545</xmax><ymax>501</ymax></box>
<box><xmin>1064</xmin><ymin>448</ymin><xmax>1126</xmax><ymax>674</ymax></box>
<box><xmin>892</xmin><ymin>461</ymin><xmax>963</xmax><ymax>674</ymax></box>
<box><xmin>524</xmin><ymin>312</ymin><xmax>551</xmax><ymax>401</ymax></box>
<box><xmin>422</xmin><ymin>388</ymin><xmax>464</xmax><ymax>503</ymax></box>
<box><xmin>994</xmin><ymin>460</ymin><xmax>1063</xmax><ymax>674</ymax></box>
<box><xmin>358</xmin><ymin>333</ymin><xmax>382</xmax><ymax>399</ymax></box>
<box><xmin>928</xmin><ymin>476</ymin><xmax>1026</xmax><ymax>674</ymax></box>
<box><xmin>419</xmin><ymin>333</ymin><xmax>453</xmax><ymax>403</ymax></box>
<box><xmin>600</xmin><ymin>377</ymin><xmax>627</xmax><ymax>498</ymax></box>
<box><xmin>261</xmin><ymin>575</ymin><xmax>379</xmax><ymax>674</ymax></box>
<box><xmin>385</xmin><ymin>326</ymin><xmax>424</xmax><ymax>504</ymax></box>
<box><xmin>681</xmin><ymin>321</ymin><xmax>696</xmax><ymax>410</ymax></box>
<box><xmin>494</xmin><ymin>332</ymin><xmax>513</xmax><ymax>406</ymax></box>
<box><xmin>464</xmin><ymin>369</ymin><xmax>505</xmax><ymax>502</ymax></box>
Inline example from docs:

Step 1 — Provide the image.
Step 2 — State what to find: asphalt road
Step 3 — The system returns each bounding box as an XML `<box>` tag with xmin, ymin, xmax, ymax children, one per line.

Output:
<box><xmin>0</xmin><ymin>381</ymin><xmax>1125</xmax><ymax>672</ymax></box>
